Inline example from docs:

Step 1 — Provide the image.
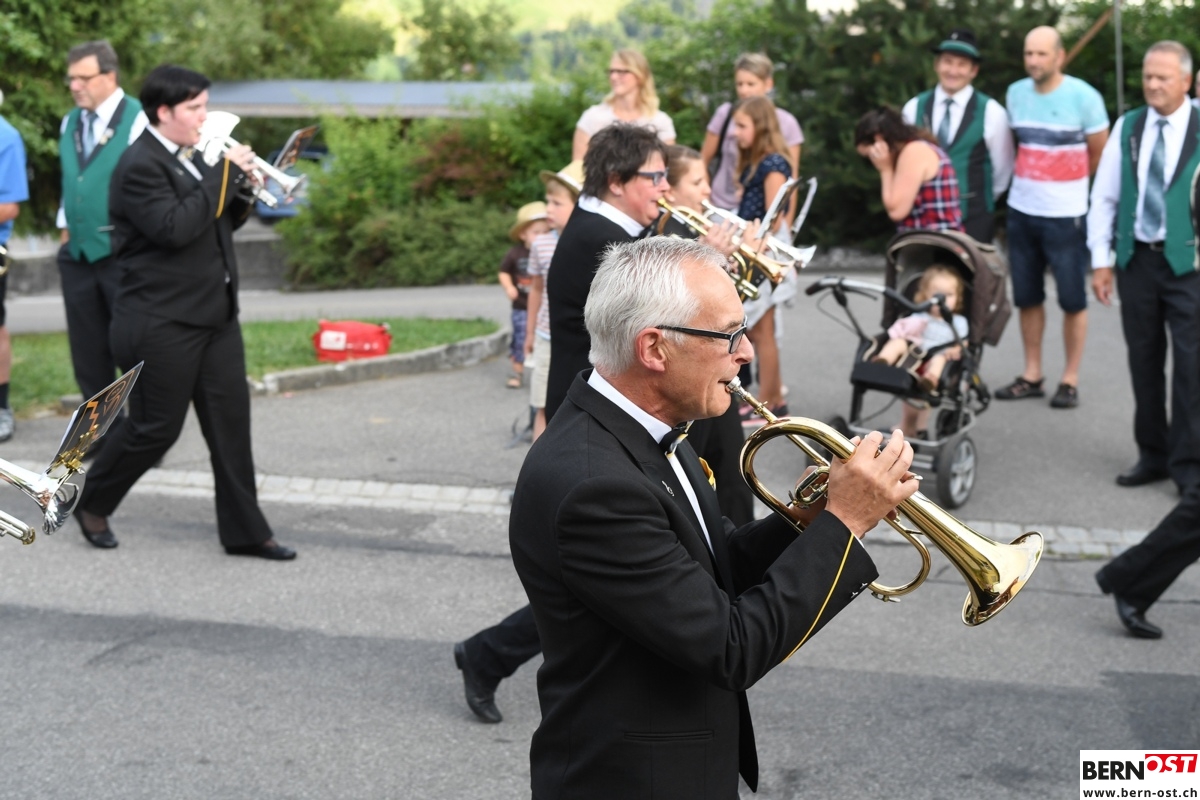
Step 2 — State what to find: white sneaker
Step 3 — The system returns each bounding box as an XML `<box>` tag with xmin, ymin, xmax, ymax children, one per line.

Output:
<box><xmin>0</xmin><ymin>408</ymin><xmax>12</xmax><ymax>442</ymax></box>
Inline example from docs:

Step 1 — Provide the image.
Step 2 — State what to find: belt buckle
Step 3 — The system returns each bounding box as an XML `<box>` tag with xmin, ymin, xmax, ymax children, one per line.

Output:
<box><xmin>1149</xmin><ymin>241</ymin><xmax>1165</xmax><ymax>252</ymax></box>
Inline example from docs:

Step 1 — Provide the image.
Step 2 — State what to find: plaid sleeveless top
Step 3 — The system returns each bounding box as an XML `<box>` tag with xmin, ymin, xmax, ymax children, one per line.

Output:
<box><xmin>899</xmin><ymin>142</ymin><xmax>964</xmax><ymax>232</ymax></box>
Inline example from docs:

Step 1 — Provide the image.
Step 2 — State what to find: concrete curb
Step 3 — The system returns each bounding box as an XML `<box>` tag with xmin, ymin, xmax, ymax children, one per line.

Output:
<box><xmin>251</xmin><ymin>329</ymin><xmax>510</xmax><ymax>395</ymax></box>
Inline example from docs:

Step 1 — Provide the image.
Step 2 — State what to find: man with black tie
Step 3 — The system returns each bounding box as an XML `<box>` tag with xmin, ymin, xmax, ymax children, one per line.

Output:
<box><xmin>1089</xmin><ymin>40</ymin><xmax>1200</xmax><ymax>493</ymax></box>
<box><xmin>510</xmin><ymin>237</ymin><xmax>915</xmax><ymax>797</ymax></box>
<box><xmin>57</xmin><ymin>40</ymin><xmax>147</xmax><ymax>409</ymax></box>
<box><xmin>1091</xmin><ymin>41</ymin><xmax>1200</xmax><ymax>638</ymax></box>
<box><xmin>901</xmin><ymin>28</ymin><xmax>1014</xmax><ymax>243</ymax></box>
<box><xmin>73</xmin><ymin>64</ymin><xmax>295</xmax><ymax>560</ymax></box>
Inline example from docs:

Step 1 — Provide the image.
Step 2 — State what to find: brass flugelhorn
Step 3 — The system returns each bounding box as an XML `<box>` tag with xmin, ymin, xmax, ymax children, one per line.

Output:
<box><xmin>197</xmin><ymin>111</ymin><xmax>306</xmax><ymax>208</ymax></box>
<box><xmin>657</xmin><ymin>199</ymin><xmax>790</xmax><ymax>302</ymax></box>
<box><xmin>728</xmin><ymin>378</ymin><xmax>1043</xmax><ymax>626</ymax></box>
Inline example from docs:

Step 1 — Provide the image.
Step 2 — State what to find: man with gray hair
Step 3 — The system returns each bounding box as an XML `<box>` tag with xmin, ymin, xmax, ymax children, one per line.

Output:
<box><xmin>509</xmin><ymin>236</ymin><xmax>917</xmax><ymax>797</ymax></box>
<box><xmin>1090</xmin><ymin>41</ymin><xmax>1200</xmax><ymax>639</ymax></box>
<box><xmin>1089</xmin><ymin>40</ymin><xmax>1200</xmax><ymax>495</ymax></box>
<box><xmin>57</xmin><ymin>40</ymin><xmax>147</xmax><ymax>444</ymax></box>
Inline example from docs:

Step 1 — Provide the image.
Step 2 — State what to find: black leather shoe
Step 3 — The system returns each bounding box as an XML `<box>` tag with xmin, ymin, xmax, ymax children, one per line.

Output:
<box><xmin>1116</xmin><ymin>461</ymin><xmax>1170</xmax><ymax>487</ymax></box>
<box><xmin>74</xmin><ymin>508</ymin><xmax>118</xmax><ymax>549</ymax></box>
<box><xmin>1114</xmin><ymin>595</ymin><xmax>1163</xmax><ymax>639</ymax></box>
<box><xmin>223</xmin><ymin>539</ymin><xmax>297</xmax><ymax>560</ymax></box>
<box><xmin>454</xmin><ymin>641</ymin><xmax>502</xmax><ymax>723</ymax></box>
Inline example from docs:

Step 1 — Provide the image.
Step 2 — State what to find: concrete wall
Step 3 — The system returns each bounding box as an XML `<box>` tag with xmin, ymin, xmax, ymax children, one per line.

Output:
<box><xmin>7</xmin><ymin>221</ymin><xmax>291</xmax><ymax>296</ymax></box>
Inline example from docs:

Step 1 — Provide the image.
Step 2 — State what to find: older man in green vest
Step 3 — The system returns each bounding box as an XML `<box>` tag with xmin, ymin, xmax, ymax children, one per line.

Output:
<box><xmin>57</xmin><ymin>40</ymin><xmax>146</xmax><ymax>410</ymax></box>
<box><xmin>1089</xmin><ymin>40</ymin><xmax>1200</xmax><ymax>492</ymax></box>
<box><xmin>902</xmin><ymin>28</ymin><xmax>1014</xmax><ymax>243</ymax></box>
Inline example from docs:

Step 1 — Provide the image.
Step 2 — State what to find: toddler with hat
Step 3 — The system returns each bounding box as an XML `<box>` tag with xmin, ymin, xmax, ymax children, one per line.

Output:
<box><xmin>499</xmin><ymin>202</ymin><xmax>550</xmax><ymax>389</ymax></box>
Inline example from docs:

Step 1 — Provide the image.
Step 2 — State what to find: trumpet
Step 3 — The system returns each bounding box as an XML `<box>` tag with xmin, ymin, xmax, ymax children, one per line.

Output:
<box><xmin>728</xmin><ymin>378</ymin><xmax>1043</xmax><ymax>626</ymax></box>
<box><xmin>0</xmin><ymin>243</ymin><xmax>9</xmax><ymax>278</ymax></box>
<box><xmin>657</xmin><ymin>199</ymin><xmax>792</xmax><ymax>302</ymax></box>
<box><xmin>701</xmin><ymin>201</ymin><xmax>815</xmax><ymax>269</ymax></box>
<box><xmin>197</xmin><ymin>111</ymin><xmax>306</xmax><ymax>208</ymax></box>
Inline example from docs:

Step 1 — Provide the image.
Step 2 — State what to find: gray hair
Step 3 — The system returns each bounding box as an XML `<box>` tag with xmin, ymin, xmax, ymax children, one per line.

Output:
<box><xmin>585</xmin><ymin>237</ymin><xmax>727</xmax><ymax>375</ymax></box>
<box><xmin>68</xmin><ymin>40</ymin><xmax>119</xmax><ymax>74</ymax></box>
<box><xmin>1146</xmin><ymin>40</ymin><xmax>1193</xmax><ymax>77</ymax></box>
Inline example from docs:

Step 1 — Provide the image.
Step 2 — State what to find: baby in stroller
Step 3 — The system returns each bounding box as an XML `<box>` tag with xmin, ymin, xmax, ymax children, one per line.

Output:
<box><xmin>871</xmin><ymin>265</ymin><xmax>968</xmax><ymax>399</ymax></box>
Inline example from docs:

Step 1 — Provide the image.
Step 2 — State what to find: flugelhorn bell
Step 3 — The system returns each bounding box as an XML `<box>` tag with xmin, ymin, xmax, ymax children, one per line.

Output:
<box><xmin>198</xmin><ymin>111</ymin><xmax>306</xmax><ymax>208</ymax></box>
<box><xmin>728</xmin><ymin>378</ymin><xmax>1043</xmax><ymax>626</ymax></box>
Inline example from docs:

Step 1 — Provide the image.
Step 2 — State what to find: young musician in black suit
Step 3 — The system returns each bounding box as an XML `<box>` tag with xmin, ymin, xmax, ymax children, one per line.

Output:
<box><xmin>73</xmin><ymin>64</ymin><xmax>295</xmax><ymax>560</ymax></box>
<box><xmin>510</xmin><ymin>237</ymin><xmax>915</xmax><ymax>797</ymax></box>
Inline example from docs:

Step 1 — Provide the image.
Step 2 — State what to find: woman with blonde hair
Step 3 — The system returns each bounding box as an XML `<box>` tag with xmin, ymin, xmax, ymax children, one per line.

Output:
<box><xmin>701</xmin><ymin>52</ymin><xmax>803</xmax><ymax>212</ymax></box>
<box><xmin>572</xmin><ymin>49</ymin><xmax>676</xmax><ymax>159</ymax></box>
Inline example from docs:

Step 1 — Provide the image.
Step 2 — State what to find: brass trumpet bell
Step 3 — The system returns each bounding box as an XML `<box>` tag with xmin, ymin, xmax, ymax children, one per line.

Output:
<box><xmin>729</xmin><ymin>378</ymin><xmax>1043</xmax><ymax>626</ymax></box>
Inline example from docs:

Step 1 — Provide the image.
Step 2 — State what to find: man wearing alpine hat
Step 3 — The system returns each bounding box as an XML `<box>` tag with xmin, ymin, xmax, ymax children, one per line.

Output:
<box><xmin>902</xmin><ymin>28</ymin><xmax>1014</xmax><ymax>243</ymax></box>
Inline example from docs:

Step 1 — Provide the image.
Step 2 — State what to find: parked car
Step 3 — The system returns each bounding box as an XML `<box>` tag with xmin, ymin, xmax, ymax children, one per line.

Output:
<box><xmin>254</xmin><ymin>146</ymin><xmax>327</xmax><ymax>222</ymax></box>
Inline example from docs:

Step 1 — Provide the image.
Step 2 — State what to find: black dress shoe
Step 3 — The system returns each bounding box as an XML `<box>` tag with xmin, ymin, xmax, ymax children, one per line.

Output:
<box><xmin>1116</xmin><ymin>461</ymin><xmax>1170</xmax><ymax>487</ymax></box>
<box><xmin>453</xmin><ymin>641</ymin><xmax>502</xmax><ymax>723</ymax></box>
<box><xmin>1114</xmin><ymin>595</ymin><xmax>1163</xmax><ymax>639</ymax></box>
<box><xmin>223</xmin><ymin>539</ymin><xmax>297</xmax><ymax>560</ymax></box>
<box><xmin>74</xmin><ymin>508</ymin><xmax>118</xmax><ymax>549</ymax></box>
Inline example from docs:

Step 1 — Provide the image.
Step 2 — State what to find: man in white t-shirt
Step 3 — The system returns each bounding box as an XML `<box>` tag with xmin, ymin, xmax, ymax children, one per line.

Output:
<box><xmin>995</xmin><ymin>26</ymin><xmax>1109</xmax><ymax>410</ymax></box>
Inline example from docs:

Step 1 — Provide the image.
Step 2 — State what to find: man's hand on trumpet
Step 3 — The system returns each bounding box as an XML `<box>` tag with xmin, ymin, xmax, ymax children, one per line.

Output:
<box><xmin>824</xmin><ymin>429</ymin><xmax>920</xmax><ymax>539</ymax></box>
<box><xmin>224</xmin><ymin>143</ymin><xmax>263</xmax><ymax>187</ymax></box>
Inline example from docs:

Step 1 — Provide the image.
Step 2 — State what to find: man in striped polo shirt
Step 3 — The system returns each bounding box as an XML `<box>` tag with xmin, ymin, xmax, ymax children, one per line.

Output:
<box><xmin>997</xmin><ymin>26</ymin><xmax>1109</xmax><ymax>410</ymax></box>
<box><xmin>902</xmin><ymin>28</ymin><xmax>1014</xmax><ymax>243</ymax></box>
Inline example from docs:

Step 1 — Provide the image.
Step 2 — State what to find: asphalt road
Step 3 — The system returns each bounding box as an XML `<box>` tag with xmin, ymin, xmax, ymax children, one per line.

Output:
<box><xmin>0</xmin><ymin>276</ymin><xmax>1195</xmax><ymax>799</ymax></box>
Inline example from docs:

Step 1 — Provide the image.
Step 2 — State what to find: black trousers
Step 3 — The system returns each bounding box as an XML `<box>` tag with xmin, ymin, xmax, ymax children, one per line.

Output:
<box><xmin>1096</xmin><ymin>482</ymin><xmax>1200</xmax><ymax>611</ymax></box>
<box><xmin>461</xmin><ymin>604</ymin><xmax>541</xmax><ymax>687</ymax></box>
<box><xmin>963</xmin><ymin>211</ymin><xmax>995</xmax><ymax>245</ymax></box>
<box><xmin>57</xmin><ymin>247</ymin><xmax>121</xmax><ymax>400</ymax></box>
<box><xmin>79</xmin><ymin>310</ymin><xmax>273</xmax><ymax>548</ymax></box>
<box><xmin>1115</xmin><ymin>244</ymin><xmax>1200</xmax><ymax>488</ymax></box>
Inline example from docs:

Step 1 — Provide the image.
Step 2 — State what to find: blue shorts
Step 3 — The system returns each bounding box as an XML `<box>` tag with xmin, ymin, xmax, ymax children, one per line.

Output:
<box><xmin>1006</xmin><ymin>208</ymin><xmax>1090</xmax><ymax>313</ymax></box>
<box><xmin>510</xmin><ymin>309</ymin><xmax>527</xmax><ymax>365</ymax></box>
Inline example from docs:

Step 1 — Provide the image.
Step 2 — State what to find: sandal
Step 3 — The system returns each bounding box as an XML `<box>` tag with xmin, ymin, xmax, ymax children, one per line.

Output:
<box><xmin>1050</xmin><ymin>382</ymin><xmax>1078</xmax><ymax>409</ymax></box>
<box><xmin>994</xmin><ymin>376</ymin><xmax>1044</xmax><ymax>400</ymax></box>
<box><xmin>505</xmin><ymin>374</ymin><xmax>522</xmax><ymax>389</ymax></box>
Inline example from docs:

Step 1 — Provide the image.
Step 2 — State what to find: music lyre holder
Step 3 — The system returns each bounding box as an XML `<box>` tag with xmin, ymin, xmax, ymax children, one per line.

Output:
<box><xmin>0</xmin><ymin>363</ymin><xmax>143</xmax><ymax>545</ymax></box>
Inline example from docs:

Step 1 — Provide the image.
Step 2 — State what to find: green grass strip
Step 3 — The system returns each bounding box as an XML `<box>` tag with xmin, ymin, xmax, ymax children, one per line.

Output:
<box><xmin>11</xmin><ymin>316</ymin><xmax>497</xmax><ymax>418</ymax></box>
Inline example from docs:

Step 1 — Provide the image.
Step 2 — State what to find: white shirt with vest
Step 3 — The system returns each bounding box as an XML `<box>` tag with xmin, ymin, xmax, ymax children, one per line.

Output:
<box><xmin>1086</xmin><ymin>100</ymin><xmax>1194</xmax><ymax>267</ymax></box>
<box><xmin>901</xmin><ymin>84</ymin><xmax>1016</xmax><ymax>200</ymax></box>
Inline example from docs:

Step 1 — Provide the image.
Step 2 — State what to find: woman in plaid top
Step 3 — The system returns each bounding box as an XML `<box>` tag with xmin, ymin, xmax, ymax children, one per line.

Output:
<box><xmin>855</xmin><ymin>106</ymin><xmax>964</xmax><ymax>232</ymax></box>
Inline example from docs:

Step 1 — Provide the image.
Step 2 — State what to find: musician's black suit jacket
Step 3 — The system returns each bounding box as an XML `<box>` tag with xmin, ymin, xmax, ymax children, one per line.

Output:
<box><xmin>109</xmin><ymin>130</ymin><xmax>251</xmax><ymax>326</ymax></box>
<box><xmin>510</xmin><ymin>374</ymin><xmax>879</xmax><ymax>799</ymax></box>
<box><xmin>544</xmin><ymin>204</ymin><xmax>640</xmax><ymax>421</ymax></box>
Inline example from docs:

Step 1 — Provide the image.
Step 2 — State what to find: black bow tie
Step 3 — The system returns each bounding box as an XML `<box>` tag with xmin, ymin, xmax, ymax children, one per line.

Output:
<box><xmin>661</xmin><ymin>421</ymin><xmax>693</xmax><ymax>456</ymax></box>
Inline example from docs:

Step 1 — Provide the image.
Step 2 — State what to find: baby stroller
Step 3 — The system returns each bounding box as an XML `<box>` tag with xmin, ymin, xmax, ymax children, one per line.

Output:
<box><xmin>804</xmin><ymin>229</ymin><xmax>1012</xmax><ymax>508</ymax></box>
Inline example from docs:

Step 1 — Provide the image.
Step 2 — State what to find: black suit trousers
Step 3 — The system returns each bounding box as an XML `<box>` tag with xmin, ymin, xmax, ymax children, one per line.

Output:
<box><xmin>1116</xmin><ymin>245</ymin><xmax>1200</xmax><ymax>487</ymax></box>
<box><xmin>1097</xmin><ymin>482</ymin><xmax>1200</xmax><ymax>611</ymax></box>
<box><xmin>80</xmin><ymin>308</ymin><xmax>273</xmax><ymax>548</ymax></box>
<box><xmin>56</xmin><ymin>247</ymin><xmax>121</xmax><ymax>401</ymax></box>
<box><xmin>463</xmin><ymin>604</ymin><xmax>541</xmax><ymax>687</ymax></box>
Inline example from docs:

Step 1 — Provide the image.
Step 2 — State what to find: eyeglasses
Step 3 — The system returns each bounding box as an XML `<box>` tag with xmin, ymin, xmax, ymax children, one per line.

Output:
<box><xmin>657</xmin><ymin>321</ymin><xmax>749</xmax><ymax>354</ymax></box>
<box><xmin>636</xmin><ymin>170</ymin><xmax>667</xmax><ymax>186</ymax></box>
<box><xmin>65</xmin><ymin>72</ymin><xmax>107</xmax><ymax>87</ymax></box>
<box><xmin>607</xmin><ymin>68</ymin><xmax>634</xmax><ymax>77</ymax></box>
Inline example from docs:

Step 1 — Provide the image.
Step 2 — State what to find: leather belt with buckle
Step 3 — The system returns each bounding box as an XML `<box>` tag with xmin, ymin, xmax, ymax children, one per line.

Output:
<box><xmin>1136</xmin><ymin>240</ymin><xmax>1166</xmax><ymax>252</ymax></box>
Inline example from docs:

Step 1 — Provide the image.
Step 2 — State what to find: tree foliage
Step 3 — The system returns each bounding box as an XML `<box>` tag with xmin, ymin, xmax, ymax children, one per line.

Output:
<box><xmin>401</xmin><ymin>0</ymin><xmax>522</xmax><ymax>80</ymax></box>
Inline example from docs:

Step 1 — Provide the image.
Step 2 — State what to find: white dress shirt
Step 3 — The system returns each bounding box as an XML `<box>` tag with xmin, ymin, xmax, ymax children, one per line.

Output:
<box><xmin>1087</xmin><ymin>100</ymin><xmax>1194</xmax><ymax>267</ymax></box>
<box><xmin>902</xmin><ymin>84</ymin><xmax>1015</xmax><ymax>198</ymax></box>
<box><xmin>56</xmin><ymin>88</ymin><xmax>149</xmax><ymax>228</ymax></box>
<box><xmin>587</xmin><ymin>370</ymin><xmax>713</xmax><ymax>553</ymax></box>
<box><xmin>577</xmin><ymin>194</ymin><xmax>646</xmax><ymax>237</ymax></box>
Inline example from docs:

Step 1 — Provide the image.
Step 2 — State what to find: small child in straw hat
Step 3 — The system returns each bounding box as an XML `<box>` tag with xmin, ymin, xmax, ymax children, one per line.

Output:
<box><xmin>498</xmin><ymin>202</ymin><xmax>550</xmax><ymax>389</ymax></box>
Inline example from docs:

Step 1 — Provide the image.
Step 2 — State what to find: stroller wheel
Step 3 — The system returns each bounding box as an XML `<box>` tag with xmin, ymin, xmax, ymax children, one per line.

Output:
<box><xmin>934</xmin><ymin>433</ymin><xmax>976</xmax><ymax>509</ymax></box>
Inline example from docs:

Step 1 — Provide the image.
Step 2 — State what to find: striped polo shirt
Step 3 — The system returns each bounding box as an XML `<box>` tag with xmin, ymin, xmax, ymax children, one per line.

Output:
<box><xmin>1005</xmin><ymin>75</ymin><xmax>1110</xmax><ymax>218</ymax></box>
